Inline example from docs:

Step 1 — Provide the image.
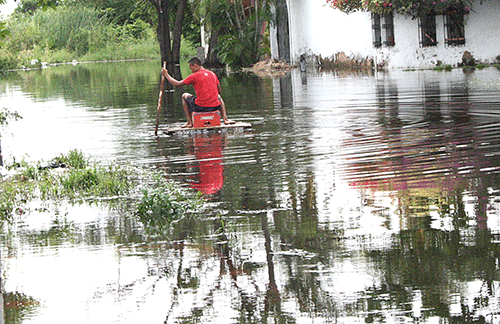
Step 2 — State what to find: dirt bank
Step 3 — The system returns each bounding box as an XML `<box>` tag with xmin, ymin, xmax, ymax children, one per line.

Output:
<box><xmin>245</xmin><ymin>59</ymin><xmax>295</xmax><ymax>77</ymax></box>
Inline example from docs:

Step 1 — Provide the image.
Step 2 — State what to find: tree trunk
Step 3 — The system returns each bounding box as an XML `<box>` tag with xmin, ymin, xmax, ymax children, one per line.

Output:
<box><xmin>205</xmin><ymin>30</ymin><xmax>224</xmax><ymax>68</ymax></box>
<box><xmin>172</xmin><ymin>0</ymin><xmax>187</xmax><ymax>72</ymax></box>
<box><xmin>148</xmin><ymin>0</ymin><xmax>186</xmax><ymax>80</ymax></box>
<box><xmin>275</xmin><ymin>0</ymin><xmax>290</xmax><ymax>63</ymax></box>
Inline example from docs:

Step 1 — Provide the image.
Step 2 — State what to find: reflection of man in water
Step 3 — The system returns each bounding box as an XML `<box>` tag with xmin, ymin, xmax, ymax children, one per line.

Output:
<box><xmin>161</xmin><ymin>57</ymin><xmax>235</xmax><ymax>128</ymax></box>
<box><xmin>190</xmin><ymin>134</ymin><xmax>224</xmax><ymax>195</ymax></box>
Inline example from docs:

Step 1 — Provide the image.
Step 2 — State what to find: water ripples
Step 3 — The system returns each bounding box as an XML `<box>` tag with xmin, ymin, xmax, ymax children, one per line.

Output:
<box><xmin>2</xmin><ymin>63</ymin><xmax>500</xmax><ymax>323</ymax></box>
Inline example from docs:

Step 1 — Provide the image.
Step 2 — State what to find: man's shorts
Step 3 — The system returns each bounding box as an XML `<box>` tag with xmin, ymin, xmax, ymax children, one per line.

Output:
<box><xmin>186</xmin><ymin>95</ymin><xmax>221</xmax><ymax>113</ymax></box>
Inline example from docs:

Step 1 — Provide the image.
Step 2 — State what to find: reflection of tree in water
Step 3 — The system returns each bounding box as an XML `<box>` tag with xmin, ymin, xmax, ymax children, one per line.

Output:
<box><xmin>270</xmin><ymin>171</ymin><xmax>341</xmax><ymax>320</ymax></box>
<box><xmin>336</xmin><ymin>76</ymin><xmax>500</xmax><ymax>322</ymax></box>
<box><xmin>166</xmin><ymin>215</ymin><xmax>298</xmax><ymax>324</ymax></box>
<box><xmin>361</xmin><ymin>225</ymin><xmax>500</xmax><ymax>322</ymax></box>
<box><xmin>1</xmin><ymin>234</ymin><xmax>40</xmax><ymax>324</ymax></box>
<box><xmin>156</xmin><ymin>157</ymin><xmax>498</xmax><ymax>321</ymax></box>
<box><xmin>272</xmin><ymin>187</ymin><xmax>500</xmax><ymax>322</ymax></box>
<box><xmin>3</xmin><ymin>291</ymin><xmax>40</xmax><ymax>324</ymax></box>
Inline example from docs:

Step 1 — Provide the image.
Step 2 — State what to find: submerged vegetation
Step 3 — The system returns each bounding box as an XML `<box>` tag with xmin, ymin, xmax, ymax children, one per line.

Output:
<box><xmin>0</xmin><ymin>149</ymin><xmax>205</xmax><ymax>236</ymax></box>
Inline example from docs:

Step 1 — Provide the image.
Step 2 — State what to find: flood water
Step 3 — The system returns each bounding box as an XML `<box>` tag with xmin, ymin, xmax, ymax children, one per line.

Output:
<box><xmin>1</xmin><ymin>61</ymin><xmax>500</xmax><ymax>323</ymax></box>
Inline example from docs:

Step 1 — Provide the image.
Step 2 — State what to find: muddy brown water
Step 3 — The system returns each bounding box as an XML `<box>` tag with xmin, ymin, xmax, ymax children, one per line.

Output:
<box><xmin>1</xmin><ymin>61</ymin><xmax>500</xmax><ymax>323</ymax></box>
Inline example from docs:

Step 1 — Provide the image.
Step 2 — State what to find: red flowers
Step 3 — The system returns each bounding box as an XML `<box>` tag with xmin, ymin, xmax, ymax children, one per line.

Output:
<box><xmin>327</xmin><ymin>0</ymin><xmax>473</xmax><ymax>17</ymax></box>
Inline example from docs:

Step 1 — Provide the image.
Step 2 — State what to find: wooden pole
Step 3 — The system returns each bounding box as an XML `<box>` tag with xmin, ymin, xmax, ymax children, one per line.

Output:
<box><xmin>155</xmin><ymin>61</ymin><xmax>167</xmax><ymax>136</ymax></box>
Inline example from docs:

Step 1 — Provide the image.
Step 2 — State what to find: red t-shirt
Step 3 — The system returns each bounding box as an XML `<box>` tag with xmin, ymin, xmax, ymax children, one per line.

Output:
<box><xmin>183</xmin><ymin>68</ymin><xmax>221</xmax><ymax>107</ymax></box>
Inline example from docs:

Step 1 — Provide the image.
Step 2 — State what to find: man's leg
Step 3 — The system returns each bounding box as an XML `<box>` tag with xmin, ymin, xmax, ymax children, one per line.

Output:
<box><xmin>181</xmin><ymin>93</ymin><xmax>194</xmax><ymax>128</ymax></box>
<box><xmin>218</xmin><ymin>96</ymin><xmax>235</xmax><ymax>124</ymax></box>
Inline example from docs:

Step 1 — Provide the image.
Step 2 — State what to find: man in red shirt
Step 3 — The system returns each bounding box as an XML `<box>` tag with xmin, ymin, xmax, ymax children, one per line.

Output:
<box><xmin>162</xmin><ymin>57</ymin><xmax>235</xmax><ymax>128</ymax></box>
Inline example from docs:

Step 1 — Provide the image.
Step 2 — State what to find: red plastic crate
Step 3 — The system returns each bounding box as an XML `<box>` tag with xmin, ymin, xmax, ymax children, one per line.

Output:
<box><xmin>192</xmin><ymin>111</ymin><xmax>221</xmax><ymax>128</ymax></box>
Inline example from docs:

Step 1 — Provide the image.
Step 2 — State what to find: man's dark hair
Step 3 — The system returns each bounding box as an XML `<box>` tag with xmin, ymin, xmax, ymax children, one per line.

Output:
<box><xmin>188</xmin><ymin>57</ymin><xmax>202</xmax><ymax>66</ymax></box>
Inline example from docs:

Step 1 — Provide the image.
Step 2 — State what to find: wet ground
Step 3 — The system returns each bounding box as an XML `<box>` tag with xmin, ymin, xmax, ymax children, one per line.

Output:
<box><xmin>1</xmin><ymin>61</ymin><xmax>500</xmax><ymax>323</ymax></box>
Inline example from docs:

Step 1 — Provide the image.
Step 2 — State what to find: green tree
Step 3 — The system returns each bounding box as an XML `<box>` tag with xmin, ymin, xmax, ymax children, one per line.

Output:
<box><xmin>0</xmin><ymin>0</ymin><xmax>10</xmax><ymax>44</ymax></box>
<box><xmin>0</xmin><ymin>0</ymin><xmax>59</xmax><ymax>46</ymax></box>
<box><xmin>145</xmin><ymin>0</ymin><xmax>187</xmax><ymax>79</ymax></box>
<box><xmin>193</xmin><ymin>0</ymin><xmax>274</xmax><ymax>69</ymax></box>
<box><xmin>13</xmin><ymin>0</ymin><xmax>40</xmax><ymax>14</ymax></box>
<box><xmin>72</xmin><ymin>0</ymin><xmax>200</xmax><ymax>75</ymax></box>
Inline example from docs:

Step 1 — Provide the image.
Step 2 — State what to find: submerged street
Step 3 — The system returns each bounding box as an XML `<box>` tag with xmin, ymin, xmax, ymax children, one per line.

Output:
<box><xmin>1</xmin><ymin>61</ymin><xmax>500</xmax><ymax>323</ymax></box>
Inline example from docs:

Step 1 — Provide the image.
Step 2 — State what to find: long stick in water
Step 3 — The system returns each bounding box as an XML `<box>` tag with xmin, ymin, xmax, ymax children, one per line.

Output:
<box><xmin>155</xmin><ymin>61</ymin><xmax>167</xmax><ymax>136</ymax></box>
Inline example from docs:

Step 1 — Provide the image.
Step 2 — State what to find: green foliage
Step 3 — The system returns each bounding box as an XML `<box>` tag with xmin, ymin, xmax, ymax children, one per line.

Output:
<box><xmin>54</xmin><ymin>149</ymin><xmax>88</xmax><ymax>168</ymax></box>
<box><xmin>4</xmin><ymin>292</ymin><xmax>40</xmax><ymax>324</ymax></box>
<box><xmin>218</xmin><ymin>27</ymin><xmax>261</xmax><ymax>69</ymax></box>
<box><xmin>179</xmin><ymin>5</ymin><xmax>202</xmax><ymax>48</ymax></box>
<box><xmin>14</xmin><ymin>0</ymin><xmax>41</xmax><ymax>15</ymax></box>
<box><xmin>0</xmin><ymin>21</ymin><xmax>10</xmax><ymax>44</ymax></box>
<box><xmin>327</xmin><ymin>0</ymin><xmax>474</xmax><ymax>18</ymax></box>
<box><xmin>80</xmin><ymin>38</ymin><xmax>159</xmax><ymax>61</ymax></box>
<box><xmin>68</xmin><ymin>0</ymin><xmax>149</xmax><ymax>26</ymax></box>
<box><xmin>123</xmin><ymin>18</ymin><xmax>150</xmax><ymax>39</ymax></box>
<box><xmin>136</xmin><ymin>179</ymin><xmax>204</xmax><ymax>237</ymax></box>
<box><xmin>60</xmin><ymin>164</ymin><xmax>129</xmax><ymax>196</ymax></box>
<box><xmin>433</xmin><ymin>64</ymin><xmax>453</xmax><ymax>71</ymax></box>
<box><xmin>193</xmin><ymin>0</ymin><xmax>274</xmax><ymax>68</ymax></box>
<box><xmin>37</xmin><ymin>0</ymin><xmax>59</xmax><ymax>11</ymax></box>
<box><xmin>0</xmin><ymin>56</ymin><xmax>17</xmax><ymax>70</ymax></box>
<box><xmin>6</xmin><ymin>6</ymin><xmax>106</xmax><ymax>54</ymax></box>
<box><xmin>0</xmin><ymin>3</ymin><xmax>159</xmax><ymax>68</ymax></box>
<box><xmin>0</xmin><ymin>151</ymin><xmax>206</xmax><ymax>237</ymax></box>
<box><xmin>0</xmin><ymin>107</ymin><xmax>22</xmax><ymax>128</ymax></box>
<box><xmin>0</xmin><ymin>152</ymin><xmax>134</xmax><ymax>221</ymax></box>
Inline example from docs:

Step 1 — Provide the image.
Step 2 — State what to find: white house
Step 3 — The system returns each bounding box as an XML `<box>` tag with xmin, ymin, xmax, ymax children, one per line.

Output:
<box><xmin>270</xmin><ymin>0</ymin><xmax>500</xmax><ymax>69</ymax></box>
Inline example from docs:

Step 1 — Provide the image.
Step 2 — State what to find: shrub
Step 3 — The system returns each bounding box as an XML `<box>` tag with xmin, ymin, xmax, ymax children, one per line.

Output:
<box><xmin>0</xmin><ymin>151</ymin><xmax>134</xmax><ymax>221</ymax></box>
<box><xmin>55</xmin><ymin>149</ymin><xmax>88</xmax><ymax>169</ymax></box>
<box><xmin>434</xmin><ymin>64</ymin><xmax>453</xmax><ymax>71</ymax></box>
<box><xmin>135</xmin><ymin>180</ymin><xmax>204</xmax><ymax>237</ymax></box>
<box><xmin>5</xmin><ymin>6</ymin><xmax>110</xmax><ymax>56</ymax></box>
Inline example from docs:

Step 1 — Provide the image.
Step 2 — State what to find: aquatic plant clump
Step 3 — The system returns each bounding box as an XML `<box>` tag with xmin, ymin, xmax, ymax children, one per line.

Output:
<box><xmin>0</xmin><ymin>150</ymin><xmax>134</xmax><ymax>220</ymax></box>
<box><xmin>0</xmin><ymin>150</ymin><xmax>206</xmax><ymax>240</ymax></box>
<box><xmin>135</xmin><ymin>178</ymin><xmax>205</xmax><ymax>238</ymax></box>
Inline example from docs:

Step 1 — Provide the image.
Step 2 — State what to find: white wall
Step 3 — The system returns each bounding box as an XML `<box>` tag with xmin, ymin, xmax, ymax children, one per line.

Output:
<box><xmin>274</xmin><ymin>0</ymin><xmax>500</xmax><ymax>69</ymax></box>
<box><xmin>463</xmin><ymin>1</ymin><xmax>500</xmax><ymax>63</ymax></box>
<box><xmin>287</xmin><ymin>0</ymin><xmax>374</xmax><ymax>60</ymax></box>
<box><xmin>388</xmin><ymin>1</ymin><xmax>500</xmax><ymax>69</ymax></box>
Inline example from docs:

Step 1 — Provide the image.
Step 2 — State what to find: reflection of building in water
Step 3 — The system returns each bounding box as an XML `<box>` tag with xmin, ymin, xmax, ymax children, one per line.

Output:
<box><xmin>278</xmin><ymin>69</ymin><xmax>500</xmax><ymax>235</ymax></box>
<box><xmin>188</xmin><ymin>134</ymin><xmax>225</xmax><ymax>195</ymax></box>
<box><xmin>264</xmin><ymin>70</ymin><xmax>500</xmax><ymax>323</ymax></box>
<box><xmin>339</xmin><ymin>72</ymin><xmax>500</xmax><ymax>233</ymax></box>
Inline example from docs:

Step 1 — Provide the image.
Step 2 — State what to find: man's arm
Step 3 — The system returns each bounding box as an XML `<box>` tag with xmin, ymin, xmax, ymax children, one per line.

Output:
<box><xmin>162</xmin><ymin>68</ymin><xmax>184</xmax><ymax>87</ymax></box>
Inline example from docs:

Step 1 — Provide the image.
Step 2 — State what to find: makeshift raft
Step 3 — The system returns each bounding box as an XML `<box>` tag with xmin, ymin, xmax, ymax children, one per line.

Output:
<box><xmin>163</xmin><ymin>121</ymin><xmax>252</xmax><ymax>135</ymax></box>
<box><xmin>162</xmin><ymin>111</ymin><xmax>252</xmax><ymax>135</ymax></box>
